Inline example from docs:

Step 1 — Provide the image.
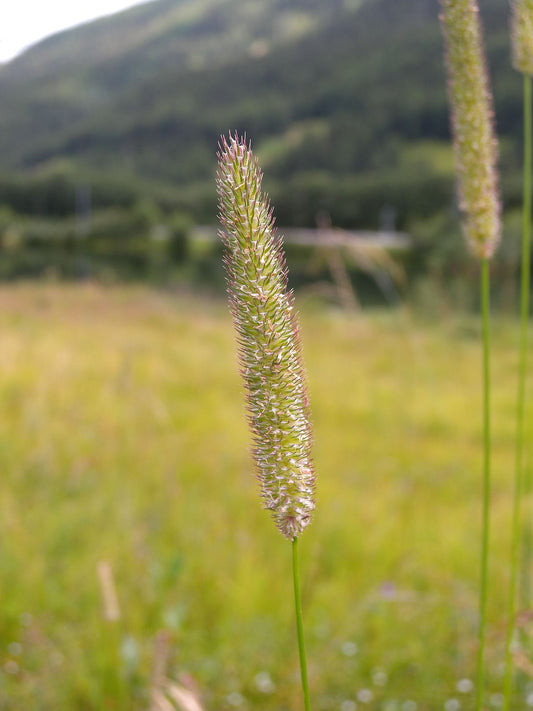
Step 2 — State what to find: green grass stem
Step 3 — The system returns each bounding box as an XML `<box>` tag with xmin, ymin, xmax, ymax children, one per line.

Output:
<box><xmin>522</xmin><ymin>489</ymin><xmax>532</xmax><ymax>607</ymax></box>
<box><xmin>503</xmin><ymin>73</ymin><xmax>532</xmax><ymax>711</ymax></box>
<box><xmin>520</xmin><ymin>74</ymin><xmax>533</xmax><ymax>613</ymax></box>
<box><xmin>476</xmin><ymin>257</ymin><xmax>491</xmax><ymax>711</ymax></box>
<box><xmin>292</xmin><ymin>536</ymin><xmax>311</xmax><ymax>711</ymax></box>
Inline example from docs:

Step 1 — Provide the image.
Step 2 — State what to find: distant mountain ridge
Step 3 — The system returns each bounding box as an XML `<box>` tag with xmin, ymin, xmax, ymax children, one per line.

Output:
<box><xmin>0</xmin><ymin>0</ymin><xmax>361</xmax><ymax>91</ymax></box>
<box><xmin>0</xmin><ymin>0</ymin><xmax>519</xmax><ymax>227</ymax></box>
<box><xmin>0</xmin><ymin>0</ymin><xmax>363</xmax><ymax>168</ymax></box>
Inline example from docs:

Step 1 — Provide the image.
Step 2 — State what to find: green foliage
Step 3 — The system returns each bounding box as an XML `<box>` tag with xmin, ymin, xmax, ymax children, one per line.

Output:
<box><xmin>0</xmin><ymin>207</ymin><xmax>192</xmax><ymax>280</ymax></box>
<box><xmin>0</xmin><ymin>170</ymin><xmax>138</xmax><ymax>217</ymax></box>
<box><xmin>269</xmin><ymin>169</ymin><xmax>454</xmax><ymax>229</ymax></box>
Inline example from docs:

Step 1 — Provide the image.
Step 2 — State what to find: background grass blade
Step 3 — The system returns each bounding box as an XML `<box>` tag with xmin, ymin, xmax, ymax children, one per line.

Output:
<box><xmin>504</xmin><ymin>71</ymin><xmax>532</xmax><ymax>710</ymax></box>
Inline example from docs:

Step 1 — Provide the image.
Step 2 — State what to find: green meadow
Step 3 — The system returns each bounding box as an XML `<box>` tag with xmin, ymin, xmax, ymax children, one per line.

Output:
<box><xmin>0</xmin><ymin>283</ymin><xmax>530</xmax><ymax>710</ymax></box>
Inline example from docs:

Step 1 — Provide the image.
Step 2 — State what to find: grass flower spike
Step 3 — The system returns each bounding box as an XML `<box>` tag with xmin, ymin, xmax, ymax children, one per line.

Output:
<box><xmin>440</xmin><ymin>0</ymin><xmax>501</xmax><ymax>259</ymax></box>
<box><xmin>217</xmin><ymin>133</ymin><xmax>316</xmax><ymax>540</ymax></box>
<box><xmin>217</xmin><ymin>133</ymin><xmax>315</xmax><ymax>710</ymax></box>
<box><xmin>439</xmin><ymin>3</ymin><xmax>501</xmax><ymax>709</ymax></box>
<box><xmin>512</xmin><ymin>0</ymin><xmax>533</xmax><ymax>75</ymax></box>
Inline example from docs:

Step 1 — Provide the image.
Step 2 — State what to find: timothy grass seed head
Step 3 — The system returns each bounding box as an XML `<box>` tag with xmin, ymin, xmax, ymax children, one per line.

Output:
<box><xmin>216</xmin><ymin>133</ymin><xmax>316</xmax><ymax>540</ymax></box>
<box><xmin>439</xmin><ymin>0</ymin><xmax>501</xmax><ymax>259</ymax></box>
<box><xmin>511</xmin><ymin>0</ymin><xmax>533</xmax><ymax>75</ymax></box>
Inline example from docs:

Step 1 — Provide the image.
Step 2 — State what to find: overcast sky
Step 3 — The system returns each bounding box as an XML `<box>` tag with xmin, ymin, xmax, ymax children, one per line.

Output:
<box><xmin>0</xmin><ymin>1</ymin><xmax>153</xmax><ymax>63</ymax></box>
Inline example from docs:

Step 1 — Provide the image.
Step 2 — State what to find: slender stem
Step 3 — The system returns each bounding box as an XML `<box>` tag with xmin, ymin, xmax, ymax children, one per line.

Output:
<box><xmin>292</xmin><ymin>536</ymin><xmax>311</xmax><ymax>711</ymax></box>
<box><xmin>476</xmin><ymin>257</ymin><xmax>491</xmax><ymax>711</ymax></box>
<box><xmin>520</xmin><ymin>74</ymin><xmax>533</xmax><ymax>613</ymax></box>
<box><xmin>503</xmin><ymin>72</ymin><xmax>532</xmax><ymax>711</ymax></box>
<box><xmin>522</xmin><ymin>488</ymin><xmax>532</xmax><ymax>606</ymax></box>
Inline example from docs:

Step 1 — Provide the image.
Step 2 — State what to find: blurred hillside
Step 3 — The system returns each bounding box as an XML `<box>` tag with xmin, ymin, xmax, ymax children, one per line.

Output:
<box><xmin>0</xmin><ymin>0</ymin><xmax>524</xmax><ymax>295</ymax></box>
<box><xmin>0</xmin><ymin>0</ymin><xmax>516</xmax><ymax>219</ymax></box>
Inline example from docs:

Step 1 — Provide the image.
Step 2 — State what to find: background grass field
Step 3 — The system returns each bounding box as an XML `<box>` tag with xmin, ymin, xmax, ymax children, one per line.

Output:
<box><xmin>0</xmin><ymin>283</ymin><xmax>531</xmax><ymax>710</ymax></box>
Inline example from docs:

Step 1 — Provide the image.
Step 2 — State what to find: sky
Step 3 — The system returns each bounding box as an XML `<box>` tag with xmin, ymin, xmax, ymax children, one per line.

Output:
<box><xmin>0</xmin><ymin>1</ymin><xmax>152</xmax><ymax>63</ymax></box>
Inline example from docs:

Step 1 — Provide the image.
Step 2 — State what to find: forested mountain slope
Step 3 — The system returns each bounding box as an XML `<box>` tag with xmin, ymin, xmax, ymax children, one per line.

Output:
<box><xmin>0</xmin><ymin>0</ymin><xmax>518</xmax><ymax>227</ymax></box>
